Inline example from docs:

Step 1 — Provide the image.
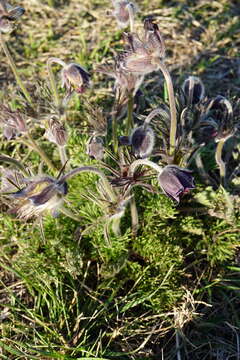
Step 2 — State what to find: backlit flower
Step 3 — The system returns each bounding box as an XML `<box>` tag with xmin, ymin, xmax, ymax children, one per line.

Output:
<box><xmin>11</xmin><ymin>176</ymin><xmax>68</xmax><ymax>219</ymax></box>
<box><xmin>45</xmin><ymin>116</ymin><xmax>68</xmax><ymax>146</ymax></box>
<box><xmin>118</xmin><ymin>19</ymin><xmax>165</xmax><ymax>75</ymax></box>
<box><xmin>0</xmin><ymin>105</ymin><xmax>27</xmax><ymax>140</ymax></box>
<box><xmin>111</xmin><ymin>0</ymin><xmax>138</xmax><ymax>28</ymax></box>
<box><xmin>61</xmin><ymin>63</ymin><xmax>90</xmax><ymax>95</ymax></box>
<box><xmin>97</xmin><ymin>57</ymin><xmax>143</xmax><ymax>100</ymax></box>
<box><xmin>86</xmin><ymin>136</ymin><xmax>104</xmax><ymax>160</ymax></box>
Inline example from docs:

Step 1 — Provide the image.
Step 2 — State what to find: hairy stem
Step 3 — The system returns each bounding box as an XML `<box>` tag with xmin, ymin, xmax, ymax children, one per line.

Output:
<box><xmin>215</xmin><ymin>138</ymin><xmax>227</xmax><ymax>187</ymax></box>
<box><xmin>112</xmin><ymin>110</ymin><xmax>118</xmax><ymax>154</ymax></box>
<box><xmin>26</xmin><ymin>133</ymin><xmax>57</xmax><ymax>172</ymax></box>
<box><xmin>157</xmin><ymin>60</ymin><xmax>177</xmax><ymax>156</ymax></box>
<box><xmin>58</xmin><ymin>145</ymin><xmax>68</xmax><ymax>167</ymax></box>
<box><xmin>126</xmin><ymin>3</ymin><xmax>135</xmax><ymax>32</ymax></box>
<box><xmin>0</xmin><ymin>33</ymin><xmax>33</xmax><ymax>107</ymax></box>
<box><xmin>127</xmin><ymin>93</ymin><xmax>134</xmax><ymax>134</ymax></box>
<box><xmin>111</xmin><ymin>217</ymin><xmax>121</xmax><ymax>237</ymax></box>
<box><xmin>47</xmin><ymin>57</ymin><xmax>66</xmax><ymax>110</ymax></box>
<box><xmin>60</xmin><ymin>166</ymin><xmax>117</xmax><ymax>203</ymax></box>
<box><xmin>0</xmin><ymin>155</ymin><xmax>29</xmax><ymax>176</ymax></box>
<box><xmin>130</xmin><ymin>195</ymin><xmax>139</xmax><ymax>237</ymax></box>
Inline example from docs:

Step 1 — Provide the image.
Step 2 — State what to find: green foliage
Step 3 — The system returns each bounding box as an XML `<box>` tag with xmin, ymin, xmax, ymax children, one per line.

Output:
<box><xmin>1</xmin><ymin>0</ymin><xmax>240</xmax><ymax>359</ymax></box>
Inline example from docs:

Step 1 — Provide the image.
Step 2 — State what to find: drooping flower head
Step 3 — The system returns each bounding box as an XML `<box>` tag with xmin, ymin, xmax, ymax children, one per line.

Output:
<box><xmin>11</xmin><ymin>176</ymin><xmax>68</xmax><ymax>219</ymax></box>
<box><xmin>182</xmin><ymin>76</ymin><xmax>205</xmax><ymax>105</ymax></box>
<box><xmin>44</xmin><ymin>116</ymin><xmax>68</xmax><ymax>147</ymax></box>
<box><xmin>0</xmin><ymin>105</ymin><xmax>27</xmax><ymax>140</ymax></box>
<box><xmin>130</xmin><ymin>125</ymin><xmax>155</xmax><ymax>158</ymax></box>
<box><xmin>158</xmin><ymin>165</ymin><xmax>195</xmax><ymax>203</ymax></box>
<box><xmin>0</xmin><ymin>0</ymin><xmax>25</xmax><ymax>33</ymax></box>
<box><xmin>111</xmin><ymin>0</ymin><xmax>138</xmax><ymax>29</ymax></box>
<box><xmin>61</xmin><ymin>63</ymin><xmax>90</xmax><ymax>95</ymax></box>
<box><xmin>86</xmin><ymin>136</ymin><xmax>104</xmax><ymax>160</ymax></box>
<box><xmin>199</xmin><ymin>95</ymin><xmax>234</xmax><ymax>141</ymax></box>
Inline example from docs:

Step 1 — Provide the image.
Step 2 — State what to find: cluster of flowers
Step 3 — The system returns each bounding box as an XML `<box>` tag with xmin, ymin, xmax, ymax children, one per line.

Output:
<box><xmin>0</xmin><ymin>0</ymin><xmax>239</xmax><ymax>235</ymax></box>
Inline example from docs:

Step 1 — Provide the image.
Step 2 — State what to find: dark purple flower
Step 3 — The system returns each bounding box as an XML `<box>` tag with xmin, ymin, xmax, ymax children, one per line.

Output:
<box><xmin>182</xmin><ymin>76</ymin><xmax>205</xmax><ymax>105</ymax></box>
<box><xmin>130</xmin><ymin>125</ymin><xmax>155</xmax><ymax>158</ymax></box>
<box><xmin>158</xmin><ymin>165</ymin><xmax>195</xmax><ymax>203</ymax></box>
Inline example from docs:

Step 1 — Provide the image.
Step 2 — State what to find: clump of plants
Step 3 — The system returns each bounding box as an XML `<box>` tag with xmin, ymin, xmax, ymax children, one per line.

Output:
<box><xmin>0</xmin><ymin>0</ymin><xmax>240</xmax><ymax>358</ymax></box>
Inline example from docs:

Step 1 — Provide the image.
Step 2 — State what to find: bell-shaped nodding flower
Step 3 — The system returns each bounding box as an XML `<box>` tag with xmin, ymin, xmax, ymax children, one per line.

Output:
<box><xmin>86</xmin><ymin>137</ymin><xmax>104</xmax><ymax>160</ymax></box>
<box><xmin>182</xmin><ymin>76</ymin><xmax>205</xmax><ymax>105</ymax></box>
<box><xmin>158</xmin><ymin>166</ymin><xmax>195</xmax><ymax>203</ymax></box>
<box><xmin>11</xmin><ymin>176</ymin><xmax>68</xmax><ymax>219</ymax></box>
<box><xmin>202</xmin><ymin>95</ymin><xmax>234</xmax><ymax>140</ymax></box>
<box><xmin>0</xmin><ymin>1</ymin><xmax>25</xmax><ymax>33</ymax></box>
<box><xmin>0</xmin><ymin>105</ymin><xmax>27</xmax><ymax>140</ymax></box>
<box><xmin>61</xmin><ymin>63</ymin><xmax>90</xmax><ymax>95</ymax></box>
<box><xmin>119</xmin><ymin>19</ymin><xmax>165</xmax><ymax>75</ymax></box>
<box><xmin>111</xmin><ymin>0</ymin><xmax>138</xmax><ymax>28</ymax></box>
<box><xmin>130</xmin><ymin>125</ymin><xmax>155</xmax><ymax>158</ymax></box>
<box><xmin>45</xmin><ymin>117</ymin><xmax>68</xmax><ymax>147</ymax></box>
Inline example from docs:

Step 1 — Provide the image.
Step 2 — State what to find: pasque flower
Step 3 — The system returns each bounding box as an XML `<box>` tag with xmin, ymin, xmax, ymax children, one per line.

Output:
<box><xmin>119</xmin><ymin>18</ymin><xmax>165</xmax><ymax>75</ymax></box>
<box><xmin>44</xmin><ymin>116</ymin><xmax>68</xmax><ymax>147</ymax></box>
<box><xmin>11</xmin><ymin>176</ymin><xmax>68</xmax><ymax>219</ymax></box>
<box><xmin>111</xmin><ymin>0</ymin><xmax>138</xmax><ymax>29</ymax></box>
<box><xmin>158</xmin><ymin>165</ymin><xmax>195</xmax><ymax>203</ymax></box>
<box><xmin>130</xmin><ymin>125</ymin><xmax>155</xmax><ymax>158</ymax></box>
<box><xmin>0</xmin><ymin>0</ymin><xmax>25</xmax><ymax>33</ymax></box>
<box><xmin>182</xmin><ymin>76</ymin><xmax>205</xmax><ymax>105</ymax></box>
<box><xmin>61</xmin><ymin>63</ymin><xmax>90</xmax><ymax>94</ymax></box>
<box><xmin>0</xmin><ymin>105</ymin><xmax>27</xmax><ymax>139</ymax></box>
<box><xmin>86</xmin><ymin>136</ymin><xmax>104</xmax><ymax>160</ymax></box>
<box><xmin>97</xmin><ymin>57</ymin><xmax>143</xmax><ymax>101</ymax></box>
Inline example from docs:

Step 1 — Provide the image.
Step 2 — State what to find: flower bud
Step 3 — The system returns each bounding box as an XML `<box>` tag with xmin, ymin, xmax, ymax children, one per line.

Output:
<box><xmin>202</xmin><ymin>96</ymin><xmax>234</xmax><ymax>140</ymax></box>
<box><xmin>61</xmin><ymin>63</ymin><xmax>90</xmax><ymax>94</ymax></box>
<box><xmin>130</xmin><ymin>125</ymin><xmax>155</xmax><ymax>158</ymax></box>
<box><xmin>45</xmin><ymin>117</ymin><xmax>68</xmax><ymax>147</ymax></box>
<box><xmin>86</xmin><ymin>137</ymin><xmax>104</xmax><ymax>160</ymax></box>
<box><xmin>0</xmin><ymin>105</ymin><xmax>27</xmax><ymax>140</ymax></box>
<box><xmin>182</xmin><ymin>76</ymin><xmax>205</xmax><ymax>105</ymax></box>
<box><xmin>111</xmin><ymin>0</ymin><xmax>137</xmax><ymax>28</ymax></box>
<box><xmin>158</xmin><ymin>165</ymin><xmax>195</xmax><ymax>203</ymax></box>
